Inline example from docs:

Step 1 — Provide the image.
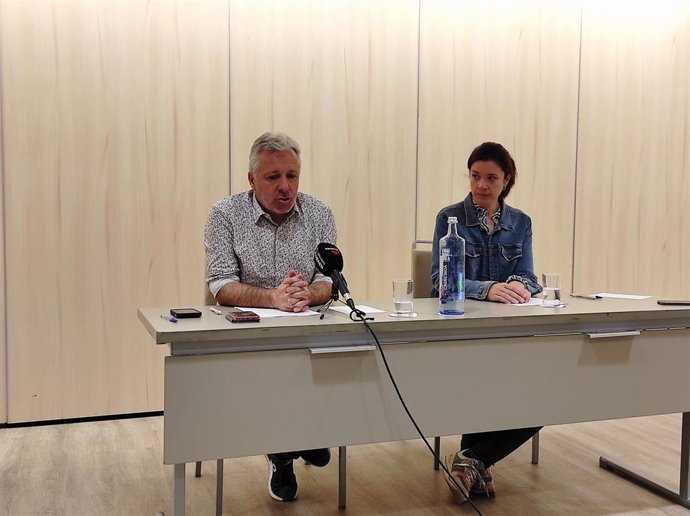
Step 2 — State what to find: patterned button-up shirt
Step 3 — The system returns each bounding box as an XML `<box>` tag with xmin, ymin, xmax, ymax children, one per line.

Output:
<box><xmin>204</xmin><ymin>191</ymin><xmax>337</xmax><ymax>297</ymax></box>
<box><xmin>472</xmin><ymin>198</ymin><xmax>502</xmax><ymax>235</ymax></box>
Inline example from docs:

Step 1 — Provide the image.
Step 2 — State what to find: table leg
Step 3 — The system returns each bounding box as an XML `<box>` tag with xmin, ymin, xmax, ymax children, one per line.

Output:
<box><xmin>216</xmin><ymin>459</ymin><xmax>224</xmax><ymax>516</ymax></box>
<box><xmin>174</xmin><ymin>463</ymin><xmax>186</xmax><ymax>516</ymax></box>
<box><xmin>338</xmin><ymin>446</ymin><xmax>347</xmax><ymax>509</ymax></box>
<box><xmin>599</xmin><ymin>412</ymin><xmax>690</xmax><ymax>508</ymax></box>
<box><xmin>681</xmin><ymin>412</ymin><xmax>689</xmax><ymax>500</ymax></box>
<box><xmin>433</xmin><ymin>436</ymin><xmax>441</xmax><ymax>470</ymax></box>
<box><xmin>531</xmin><ymin>431</ymin><xmax>540</xmax><ymax>464</ymax></box>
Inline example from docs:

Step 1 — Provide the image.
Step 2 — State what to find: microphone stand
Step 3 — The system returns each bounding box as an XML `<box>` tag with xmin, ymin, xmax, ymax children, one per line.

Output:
<box><xmin>348</xmin><ymin>304</ymin><xmax>371</xmax><ymax>322</ymax></box>
<box><xmin>315</xmin><ymin>273</ymin><xmax>371</xmax><ymax>322</ymax></box>
<box><xmin>316</xmin><ymin>282</ymin><xmax>339</xmax><ymax>320</ymax></box>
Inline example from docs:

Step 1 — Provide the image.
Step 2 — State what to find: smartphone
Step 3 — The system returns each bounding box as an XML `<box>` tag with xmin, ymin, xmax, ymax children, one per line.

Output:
<box><xmin>657</xmin><ymin>300</ymin><xmax>690</xmax><ymax>306</ymax></box>
<box><xmin>170</xmin><ymin>308</ymin><xmax>203</xmax><ymax>318</ymax></box>
<box><xmin>225</xmin><ymin>308</ymin><xmax>261</xmax><ymax>323</ymax></box>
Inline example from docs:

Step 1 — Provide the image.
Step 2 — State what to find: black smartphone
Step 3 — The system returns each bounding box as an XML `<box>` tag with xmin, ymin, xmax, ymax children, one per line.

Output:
<box><xmin>170</xmin><ymin>308</ymin><xmax>203</xmax><ymax>318</ymax></box>
<box><xmin>225</xmin><ymin>308</ymin><xmax>260</xmax><ymax>323</ymax></box>
<box><xmin>657</xmin><ymin>300</ymin><xmax>690</xmax><ymax>306</ymax></box>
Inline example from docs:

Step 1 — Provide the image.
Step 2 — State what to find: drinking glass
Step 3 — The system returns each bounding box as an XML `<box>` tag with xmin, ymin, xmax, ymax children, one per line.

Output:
<box><xmin>542</xmin><ymin>273</ymin><xmax>561</xmax><ymax>307</ymax></box>
<box><xmin>390</xmin><ymin>279</ymin><xmax>417</xmax><ymax>317</ymax></box>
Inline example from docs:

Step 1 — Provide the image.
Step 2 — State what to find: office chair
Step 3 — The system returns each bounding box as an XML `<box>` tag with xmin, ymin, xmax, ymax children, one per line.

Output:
<box><xmin>194</xmin><ymin>282</ymin><xmax>219</xmax><ymax>479</ymax></box>
<box><xmin>411</xmin><ymin>240</ymin><xmax>444</xmax><ymax>469</ymax></box>
<box><xmin>198</xmin><ymin>279</ymin><xmax>349</xmax><ymax>508</ymax></box>
<box><xmin>410</xmin><ymin>240</ymin><xmax>540</xmax><ymax>467</ymax></box>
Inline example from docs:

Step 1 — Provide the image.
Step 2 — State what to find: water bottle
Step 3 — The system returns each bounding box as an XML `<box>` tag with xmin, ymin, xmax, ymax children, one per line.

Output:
<box><xmin>439</xmin><ymin>216</ymin><xmax>465</xmax><ymax>315</ymax></box>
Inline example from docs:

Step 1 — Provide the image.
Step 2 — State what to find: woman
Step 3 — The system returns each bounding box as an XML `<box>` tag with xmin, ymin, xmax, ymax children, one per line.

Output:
<box><xmin>431</xmin><ymin>142</ymin><xmax>543</xmax><ymax>504</ymax></box>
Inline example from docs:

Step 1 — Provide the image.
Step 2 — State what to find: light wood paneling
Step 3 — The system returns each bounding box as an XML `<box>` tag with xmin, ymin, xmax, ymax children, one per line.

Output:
<box><xmin>3</xmin><ymin>0</ymin><xmax>687</xmax><ymax>424</ymax></box>
<box><xmin>0</xmin><ymin>414</ymin><xmax>686</xmax><ymax>514</ymax></box>
<box><xmin>417</xmin><ymin>0</ymin><xmax>581</xmax><ymax>295</ymax></box>
<box><xmin>1</xmin><ymin>0</ymin><xmax>229</xmax><ymax>422</ymax></box>
<box><xmin>229</xmin><ymin>0</ymin><xmax>419</xmax><ymax>300</ymax></box>
<box><xmin>574</xmin><ymin>2</ymin><xmax>690</xmax><ymax>297</ymax></box>
<box><xmin>0</xmin><ymin>42</ymin><xmax>5</xmax><ymax>424</ymax></box>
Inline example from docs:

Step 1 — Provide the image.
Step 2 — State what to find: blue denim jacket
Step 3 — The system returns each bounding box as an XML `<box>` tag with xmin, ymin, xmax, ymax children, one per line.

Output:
<box><xmin>431</xmin><ymin>193</ymin><xmax>542</xmax><ymax>300</ymax></box>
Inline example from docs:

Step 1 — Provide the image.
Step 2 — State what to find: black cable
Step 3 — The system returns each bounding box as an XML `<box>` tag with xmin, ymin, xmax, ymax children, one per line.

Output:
<box><xmin>352</xmin><ymin>309</ymin><xmax>484</xmax><ymax>516</ymax></box>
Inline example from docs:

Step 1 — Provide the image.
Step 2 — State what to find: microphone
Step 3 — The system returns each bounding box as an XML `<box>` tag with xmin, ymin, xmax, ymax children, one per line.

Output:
<box><xmin>314</xmin><ymin>243</ymin><xmax>356</xmax><ymax>311</ymax></box>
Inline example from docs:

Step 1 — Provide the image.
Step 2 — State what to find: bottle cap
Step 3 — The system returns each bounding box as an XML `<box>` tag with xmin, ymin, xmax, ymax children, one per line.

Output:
<box><xmin>448</xmin><ymin>216</ymin><xmax>458</xmax><ymax>223</ymax></box>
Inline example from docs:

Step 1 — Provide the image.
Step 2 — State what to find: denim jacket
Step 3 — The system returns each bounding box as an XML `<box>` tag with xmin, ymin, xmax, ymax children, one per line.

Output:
<box><xmin>431</xmin><ymin>193</ymin><xmax>542</xmax><ymax>300</ymax></box>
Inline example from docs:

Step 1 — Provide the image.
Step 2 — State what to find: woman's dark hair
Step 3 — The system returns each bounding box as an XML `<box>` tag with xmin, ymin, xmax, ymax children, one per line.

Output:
<box><xmin>467</xmin><ymin>142</ymin><xmax>517</xmax><ymax>200</ymax></box>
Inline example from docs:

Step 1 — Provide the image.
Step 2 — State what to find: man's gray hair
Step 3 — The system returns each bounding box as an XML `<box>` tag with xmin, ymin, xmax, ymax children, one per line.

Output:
<box><xmin>248</xmin><ymin>132</ymin><xmax>301</xmax><ymax>175</ymax></box>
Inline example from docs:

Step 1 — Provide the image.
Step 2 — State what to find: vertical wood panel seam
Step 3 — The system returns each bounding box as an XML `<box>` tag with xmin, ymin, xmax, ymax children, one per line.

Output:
<box><xmin>0</xmin><ymin>0</ymin><xmax>8</xmax><ymax>422</ymax></box>
<box><xmin>571</xmin><ymin>1</ymin><xmax>584</xmax><ymax>293</ymax></box>
<box><xmin>227</xmin><ymin>6</ymin><xmax>232</xmax><ymax>196</ymax></box>
<box><xmin>413</xmin><ymin>0</ymin><xmax>421</xmax><ymax>243</ymax></box>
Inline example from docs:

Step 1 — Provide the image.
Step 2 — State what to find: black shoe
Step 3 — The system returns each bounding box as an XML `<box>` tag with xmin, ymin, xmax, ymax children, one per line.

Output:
<box><xmin>300</xmin><ymin>448</ymin><xmax>331</xmax><ymax>467</ymax></box>
<box><xmin>266</xmin><ymin>454</ymin><xmax>298</xmax><ymax>501</ymax></box>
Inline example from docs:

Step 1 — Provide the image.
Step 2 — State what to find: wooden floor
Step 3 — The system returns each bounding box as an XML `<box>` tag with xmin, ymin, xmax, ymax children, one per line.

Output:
<box><xmin>0</xmin><ymin>414</ymin><xmax>687</xmax><ymax>515</ymax></box>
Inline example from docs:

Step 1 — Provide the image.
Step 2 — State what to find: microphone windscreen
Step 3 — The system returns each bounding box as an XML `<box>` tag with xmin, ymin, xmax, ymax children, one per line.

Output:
<box><xmin>314</xmin><ymin>242</ymin><xmax>344</xmax><ymax>275</ymax></box>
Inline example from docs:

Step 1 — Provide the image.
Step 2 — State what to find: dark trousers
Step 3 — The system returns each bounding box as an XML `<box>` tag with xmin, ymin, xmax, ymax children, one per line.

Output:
<box><xmin>273</xmin><ymin>448</ymin><xmax>331</xmax><ymax>467</ymax></box>
<box><xmin>461</xmin><ymin>426</ymin><xmax>542</xmax><ymax>467</ymax></box>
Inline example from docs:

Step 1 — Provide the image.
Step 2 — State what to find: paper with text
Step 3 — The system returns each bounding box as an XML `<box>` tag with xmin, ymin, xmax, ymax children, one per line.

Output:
<box><xmin>235</xmin><ymin>307</ymin><xmax>319</xmax><ymax>318</ymax></box>
<box><xmin>330</xmin><ymin>304</ymin><xmax>386</xmax><ymax>315</ymax></box>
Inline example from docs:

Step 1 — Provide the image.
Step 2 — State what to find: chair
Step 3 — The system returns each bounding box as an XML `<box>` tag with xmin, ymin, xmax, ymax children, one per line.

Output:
<box><xmin>411</xmin><ymin>240</ymin><xmax>444</xmax><ymax>468</ymax></box>
<box><xmin>412</xmin><ymin>240</ymin><xmax>434</xmax><ymax>298</ymax></box>
<box><xmin>204</xmin><ymin>280</ymin><xmax>216</xmax><ymax>306</ymax></box>
<box><xmin>193</xmin><ymin>281</ymin><xmax>221</xmax><ymax>495</ymax></box>
<box><xmin>410</xmin><ymin>240</ymin><xmax>540</xmax><ymax>467</ymax></box>
<box><xmin>197</xmin><ymin>279</ymin><xmax>349</xmax><ymax>509</ymax></box>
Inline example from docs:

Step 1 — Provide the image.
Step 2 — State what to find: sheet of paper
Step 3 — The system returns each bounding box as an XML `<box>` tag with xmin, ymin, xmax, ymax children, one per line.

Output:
<box><xmin>329</xmin><ymin>304</ymin><xmax>386</xmax><ymax>315</ymax></box>
<box><xmin>507</xmin><ymin>298</ymin><xmax>544</xmax><ymax>306</ymax></box>
<box><xmin>594</xmin><ymin>293</ymin><xmax>652</xmax><ymax>300</ymax></box>
<box><xmin>235</xmin><ymin>307</ymin><xmax>319</xmax><ymax>318</ymax></box>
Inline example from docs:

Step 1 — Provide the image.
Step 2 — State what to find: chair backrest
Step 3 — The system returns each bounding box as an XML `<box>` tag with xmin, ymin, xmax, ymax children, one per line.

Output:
<box><xmin>203</xmin><ymin>262</ymin><xmax>216</xmax><ymax>305</ymax></box>
<box><xmin>204</xmin><ymin>283</ymin><xmax>216</xmax><ymax>305</ymax></box>
<box><xmin>411</xmin><ymin>240</ymin><xmax>433</xmax><ymax>298</ymax></box>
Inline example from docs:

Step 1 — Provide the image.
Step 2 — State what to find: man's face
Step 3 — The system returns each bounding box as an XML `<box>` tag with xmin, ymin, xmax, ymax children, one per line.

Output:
<box><xmin>248</xmin><ymin>149</ymin><xmax>301</xmax><ymax>224</ymax></box>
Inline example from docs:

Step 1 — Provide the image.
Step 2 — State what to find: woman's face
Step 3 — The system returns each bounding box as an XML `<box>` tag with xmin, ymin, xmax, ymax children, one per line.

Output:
<box><xmin>469</xmin><ymin>160</ymin><xmax>509</xmax><ymax>209</ymax></box>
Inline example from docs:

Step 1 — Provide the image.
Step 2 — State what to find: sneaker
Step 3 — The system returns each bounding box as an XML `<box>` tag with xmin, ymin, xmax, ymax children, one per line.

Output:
<box><xmin>266</xmin><ymin>454</ymin><xmax>298</xmax><ymax>502</ymax></box>
<box><xmin>301</xmin><ymin>448</ymin><xmax>331</xmax><ymax>467</ymax></box>
<box><xmin>443</xmin><ymin>451</ymin><xmax>483</xmax><ymax>505</ymax></box>
<box><xmin>470</xmin><ymin>463</ymin><xmax>495</xmax><ymax>497</ymax></box>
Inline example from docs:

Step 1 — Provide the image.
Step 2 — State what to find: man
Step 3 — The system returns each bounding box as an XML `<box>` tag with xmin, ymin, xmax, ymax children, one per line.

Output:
<box><xmin>204</xmin><ymin>132</ymin><xmax>337</xmax><ymax>502</ymax></box>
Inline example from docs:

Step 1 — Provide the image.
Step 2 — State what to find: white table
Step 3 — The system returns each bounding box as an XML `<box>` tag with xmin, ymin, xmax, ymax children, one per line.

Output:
<box><xmin>138</xmin><ymin>297</ymin><xmax>690</xmax><ymax>515</ymax></box>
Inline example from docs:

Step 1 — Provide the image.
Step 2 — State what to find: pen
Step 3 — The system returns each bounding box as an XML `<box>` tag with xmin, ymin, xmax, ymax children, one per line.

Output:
<box><xmin>160</xmin><ymin>314</ymin><xmax>178</xmax><ymax>323</ymax></box>
<box><xmin>570</xmin><ymin>293</ymin><xmax>602</xmax><ymax>300</ymax></box>
<box><xmin>209</xmin><ymin>307</ymin><xmax>222</xmax><ymax>315</ymax></box>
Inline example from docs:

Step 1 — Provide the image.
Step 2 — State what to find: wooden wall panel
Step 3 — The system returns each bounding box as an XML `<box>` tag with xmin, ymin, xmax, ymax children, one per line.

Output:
<box><xmin>1</xmin><ymin>0</ymin><xmax>229</xmax><ymax>422</ymax></box>
<box><xmin>0</xmin><ymin>44</ymin><xmax>4</xmax><ymax>423</ymax></box>
<box><xmin>417</xmin><ymin>0</ymin><xmax>581</xmax><ymax>295</ymax></box>
<box><xmin>2</xmin><ymin>0</ymin><xmax>686</xmax><ymax>424</ymax></box>
<box><xmin>574</xmin><ymin>2</ymin><xmax>690</xmax><ymax>297</ymax></box>
<box><xmin>229</xmin><ymin>0</ymin><xmax>419</xmax><ymax>301</ymax></box>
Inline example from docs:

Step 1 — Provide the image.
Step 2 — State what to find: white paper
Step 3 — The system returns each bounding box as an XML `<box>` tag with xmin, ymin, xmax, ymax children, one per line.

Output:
<box><xmin>329</xmin><ymin>304</ymin><xmax>386</xmax><ymax>315</ymax></box>
<box><xmin>594</xmin><ymin>293</ymin><xmax>652</xmax><ymax>300</ymax></box>
<box><xmin>508</xmin><ymin>298</ymin><xmax>544</xmax><ymax>306</ymax></box>
<box><xmin>235</xmin><ymin>307</ymin><xmax>319</xmax><ymax>318</ymax></box>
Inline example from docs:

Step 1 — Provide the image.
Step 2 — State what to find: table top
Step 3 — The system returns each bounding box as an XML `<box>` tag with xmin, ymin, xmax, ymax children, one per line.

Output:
<box><xmin>138</xmin><ymin>297</ymin><xmax>690</xmax><ymax>352</ymax></box>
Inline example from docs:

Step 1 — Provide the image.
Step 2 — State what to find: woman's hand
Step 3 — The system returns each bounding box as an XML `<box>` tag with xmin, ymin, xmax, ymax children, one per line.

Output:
<box><xmin>487</xmin><ymin>281</ymin><xmax>531</xmax><ymax>304</ymax></box>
